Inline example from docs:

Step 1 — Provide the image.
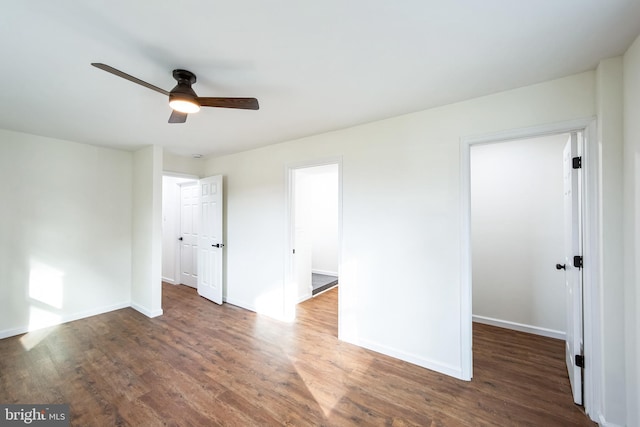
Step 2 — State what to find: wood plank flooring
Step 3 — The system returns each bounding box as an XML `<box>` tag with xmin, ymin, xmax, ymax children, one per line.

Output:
<box><xmin>0</xmin><ymin>283</ymin><xmax>594</xmax><ymax>426</ymax></box>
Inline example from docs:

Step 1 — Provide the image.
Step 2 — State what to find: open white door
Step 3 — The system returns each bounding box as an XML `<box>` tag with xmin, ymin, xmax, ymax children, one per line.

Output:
<box><xmin>562</xmin><ymin>133</ymin><xmax>583</xmax><ymax>405</ymax></box>
<box><xmin>293</xmin><ymin>170</ymin><xmax>313</xmax><ymax>302</ymax></box>
<box><xmin>197</xmin><ymin>175</ymin><xmax>224</xmax><ymax>305</ymax></box>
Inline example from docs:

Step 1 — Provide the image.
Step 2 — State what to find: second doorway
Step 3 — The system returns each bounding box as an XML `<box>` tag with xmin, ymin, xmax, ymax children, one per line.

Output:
<box><xmin>293</xmin><ymin>163</ymin><xmax>340</xmax><ymax>302</ymax></box>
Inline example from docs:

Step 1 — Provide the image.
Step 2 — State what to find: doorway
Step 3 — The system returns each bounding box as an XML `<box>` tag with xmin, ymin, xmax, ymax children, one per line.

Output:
<box><xmin>161</xmin><ymin>174</ymin><xmax>225</xmax><ymax>304</ymax></box>
<box><xmin>470</xmin><ymin>134</ymin><xmax>569</xmax><ymax>339</ymax></box>
<box><xmin>286</xmin><ymin>160</ymin><xmax>341</xmax><ymax>320</ymax></box>
<box><xmin>161</xmin><ymin>174</ymin><xmax>198</xmax><ymax>287</ymax></box>
<box><xmin>472</xmin><ymin>132</ymin><xmax>585</xmax><ymax>403</ymax></box>
<box><xmin>460</xmin><ymin>118</ymin><xmax>601</xmax><ymax>420</ymax></box>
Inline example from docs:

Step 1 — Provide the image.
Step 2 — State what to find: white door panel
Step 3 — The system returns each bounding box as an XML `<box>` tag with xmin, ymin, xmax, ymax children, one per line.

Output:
<box><xmin>197</xmin><ymin>175</ymin><xmax>224</xmax><ymax>305</ymax></box>
<box><xmin>180</xmin><ymin>182</ymin><xmax>199</xmax><ymax>287</ymax></box>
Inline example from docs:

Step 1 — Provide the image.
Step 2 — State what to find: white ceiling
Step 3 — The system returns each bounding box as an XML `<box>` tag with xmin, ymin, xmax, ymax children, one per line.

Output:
<box><xmin>1</xmin><ymin>1</ymin><xmax>639</xmax><ymax>158</ymax></box>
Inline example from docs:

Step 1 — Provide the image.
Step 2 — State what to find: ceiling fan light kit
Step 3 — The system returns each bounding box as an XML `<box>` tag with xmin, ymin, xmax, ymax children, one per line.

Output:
<box><xmin>168</xmin><ymin>69</ymin><xmax>201</xmax><ymax>113</ymax></box>
<box><xmin>91</xmin><ymin>63</ymin><xmax>259</xmax><ymax>123</ymax></box>
<box><xmin>169</xmin><ymin>98</ymin><xmax>200</xmax><ymax>114</ymax></box>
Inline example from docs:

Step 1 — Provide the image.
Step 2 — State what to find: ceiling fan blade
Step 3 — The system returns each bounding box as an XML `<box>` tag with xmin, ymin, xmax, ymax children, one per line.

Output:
<box><xmin>91</xmin><ymin>63</ymin><xmax>170</xmax><ymax>96</ymax></box>
<box><xmin>168</xmin><ymin>110</ymin><xmax>188</xmax><ymax>123</ymax></box>
<box><xmin>197</xmin><ymin>97</ymin><xmax>259</xmax><ymax>110</ymax></box>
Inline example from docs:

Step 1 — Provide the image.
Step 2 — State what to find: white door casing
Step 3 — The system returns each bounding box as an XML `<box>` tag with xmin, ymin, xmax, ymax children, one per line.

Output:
<box><xmin>563</xmin><ymin>132</ymin><xmax>584</xmax><ymax>405</ymax></box>
<box><xmin>180</xmin><ymin>182</ymin><xmax>199</xmax><ymax>288</ymax></box>
<box><xmin>197</xmin><ymin>175</ymin><xmax>224</xmax><ymax>304</ymax></box>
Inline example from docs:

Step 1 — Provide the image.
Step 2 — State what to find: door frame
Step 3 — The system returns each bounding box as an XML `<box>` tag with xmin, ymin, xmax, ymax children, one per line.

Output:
<box><xmin>284</xmin><ymin>157</ymin><xmax>343</xmax><ymax>325</ymax></box>
<box><xmin>459</xmin><ymin>117</ymin><xmax>601</xmax><ymax>421</ymax></box>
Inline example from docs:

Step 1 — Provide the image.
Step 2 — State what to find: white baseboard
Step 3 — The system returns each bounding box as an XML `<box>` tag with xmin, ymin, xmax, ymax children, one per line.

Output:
<box><xmin>598</xmin><ymin>413</ymin><xmax>624</xmax><ymax>427</ymax></box>
<box><xmin>162</xmin><ymin>276</ymin><xmax>177</xmax><ymax>284</ymax></box>
<box><xmin>0</xmin><ymin>301</ymin><xmax>130</xmax><ymax>340</ymax></box>
<box><xmin>312</xmin><ymin>269</ymin><xmax>338</xmax><ymax>277</ymax></box>
<box><xmin>131</xmin><ymin>303</ymin><xmax>163</xmax><ymax>318</ymax></box>
<box><xmin>473</xmin><ymin>315</ymin><xmax>565</xmax><ymax>340</ymax></box>
<box><xmin>297</xmin><ymin>291</ymin><xmax>312</xmax><ymax>303</ymax></box>
<box><xmin>349</xmin><ymin>337</ymin><xmax>464</xmax><ymax>380</ymax></box>
<box><xmin>224</xmin><ymin>297</ymin><xmax>257</xmax><ymax>313</ymax></box>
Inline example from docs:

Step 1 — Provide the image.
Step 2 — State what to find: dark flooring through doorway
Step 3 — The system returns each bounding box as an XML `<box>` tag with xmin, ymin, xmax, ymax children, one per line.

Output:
<box><xmin>312</xmin><ymin>273</ymin><xmax>338</xmax><ymax>295</ymax></box>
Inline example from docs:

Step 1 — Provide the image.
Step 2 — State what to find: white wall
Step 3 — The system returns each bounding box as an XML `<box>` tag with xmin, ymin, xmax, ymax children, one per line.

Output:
<box><xmin>623</xmin><ymin>34</ymin><xmax>640</xmax><ymax>427</ymax></box>
<box><xmin>204</xmin><ymin>71</ymin><xmax>595</xmax><ymax>378</ymax></box>
<box><xmin>471</xmin><ymin>135</ymin><xmax>566</xmax><ymax>337</ymax></box>
<box><xmin>0</xmin><ymin>129</ymin><xmax>132</xmax><ymax>339</ymax></box>
<box><xmin>163</xmin><ymin>152</ymin><xmax>204</xmax><ymax>177</ymax></box>
<box><xmin>131</xmin><ymin>145</ymin><xmax>163</xmax><ymax>317</ymax></box>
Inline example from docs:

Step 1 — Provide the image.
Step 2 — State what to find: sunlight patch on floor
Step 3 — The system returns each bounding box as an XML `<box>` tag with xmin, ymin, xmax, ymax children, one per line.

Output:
<box><xmin>289</xmin><ymin>354</ymin><xmax>373</xmax><ymax>418</ymax></box>
<box><xmin>20</xmin><ymin>323</ymin><xmax>59</xmax><ymax>351</ymax></box>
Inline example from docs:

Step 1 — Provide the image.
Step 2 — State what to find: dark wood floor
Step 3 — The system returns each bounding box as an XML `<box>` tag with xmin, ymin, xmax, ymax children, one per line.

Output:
<box><xmin>0</xmin><ymin>283</ymin><xmax>594</xmax><ymax>426</ymax></box>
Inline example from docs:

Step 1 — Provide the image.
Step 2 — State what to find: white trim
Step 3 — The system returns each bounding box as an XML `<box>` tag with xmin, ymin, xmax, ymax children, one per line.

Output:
<box><xmin>581</xmin><ymin>119</ymin><xmax>602</xmax><ymax>422</ymax></box>
<box><xmin>598</xmin><ymin>414</ymin><xmax>625</xmax><ymax>427</ymax></box>
<box><xmin>460</xmin><ymin>117</ymin><xmax>601</xmax><ymax>418</ymax></box>
<box><xmin>224</xmin><ymin>297</ymin><xmax>257</xmax><ymax>313</ymax></box>
<box><xmin>162</xmin><ymin>276</ymin><xmax>177</xmax><ymax>285</ymax></box>
<box><xmin>131</xmin><ymin>303</ymin><xmax>163</xmax><ymax>318</ymax></box>
<box><xmin>297</xmin><ymin>291</ymin><xmax>312</xmax><ymax>303</ymax></box>
<box><xmin>460</xmin><ymin>137</ymin><xmax>473</xmax><ymax>380</ymax></box>
<box><xmin>312</xmin><ymin>269</ymin><xmax>339</xmax><ymax>277</ymax></box>
<box><xmin>462</xmin><ymin>118</ymin><xmax>595</xmax><ymax>145</ymax></box>
<box><xmin>284</xmin><ymin>166</ymin><xmax>297</xmax><ymax>321</ymax></box>
<box><xmin>473</xmin><ymin>315</ymin><xmax>566</xmax><ymax>340</ymax></box>
<box><xmin>0</xmin><ymin>301</ymin><xmax>130</xmax><ymax>339</ymax></box>
<box><xmin>353</xmin><ymin>337</ymin><xmax>463</xmax><ymax>379</ymax></box>
<box><xmin>162</xmin><ymin>171</ymin><xmax>200</xmax><ymax>180</ymax></box>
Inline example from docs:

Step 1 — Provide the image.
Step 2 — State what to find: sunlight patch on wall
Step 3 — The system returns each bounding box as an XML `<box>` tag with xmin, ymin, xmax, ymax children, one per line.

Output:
<box><xmin>255</xmin><ymin>284</ymin><xmax>293</xmax><ymax>323</ymax></box>
<box><xmin>29</xmin><ymin>261</ymin><xmax>64</xmax><ymax>309</ymax></box>
<box><xmin>20</xmin><ymin>260</ymin><xmax>65</xmax><ymax>350</ymax></box>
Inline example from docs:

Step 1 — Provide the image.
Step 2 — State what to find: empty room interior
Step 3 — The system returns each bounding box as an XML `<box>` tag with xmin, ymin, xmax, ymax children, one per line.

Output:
<box><xmin>1</xmin><ymin>2</ymin><xmax>640</xmax><ymax>426</ymax></box>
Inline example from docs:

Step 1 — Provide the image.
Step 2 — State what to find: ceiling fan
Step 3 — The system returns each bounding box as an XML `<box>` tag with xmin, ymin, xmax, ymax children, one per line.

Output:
<box><xmin>91</xmin><ymin>63</ymin><xmax>259</xmax><ymax>123</ymax></box>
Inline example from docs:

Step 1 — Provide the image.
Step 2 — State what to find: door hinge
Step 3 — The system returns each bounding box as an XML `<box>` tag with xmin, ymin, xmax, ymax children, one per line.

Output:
<box><xmin>573</xmin><ymin>255</ymin><xmax>583</xmax><ymax>269</ymax></box>
<box><xmin>292</xmin><ymin>249</ymin><xmax>296</xmax><ymax>254</ymax></box>
<box><xmin>572</xmin><ymin>156</ymin><xmax>582</xmax><ymax>169</ymax></box>
<box><xmin>575</xmin><ymin>354</ymin><xmax>585</xmax><ymax>368</ymax></box>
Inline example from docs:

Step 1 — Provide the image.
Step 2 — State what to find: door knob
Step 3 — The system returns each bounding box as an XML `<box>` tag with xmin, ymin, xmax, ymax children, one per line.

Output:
<box><xmin>212</xmin><ymin>243</ymin><xmax>225</xmax><ymax>248</ymax></box>
<box><xmin>556</xmin><ymin>263</ymin><xmax>566</xmax><ymax>270</ymax></box>
<box><xmin>178</xmin><ymin>237</ymin><xmax>183</xmax><ymax>241</ymax></box>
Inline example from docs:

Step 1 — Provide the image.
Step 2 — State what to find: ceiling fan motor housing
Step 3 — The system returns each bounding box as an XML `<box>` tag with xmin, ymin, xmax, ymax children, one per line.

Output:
<box><xmin>170</xmin><ymin>69</ymin><xmax>198</xmax><ymax>103</ymax></box>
